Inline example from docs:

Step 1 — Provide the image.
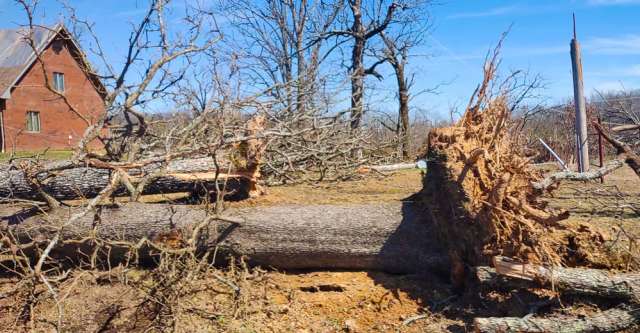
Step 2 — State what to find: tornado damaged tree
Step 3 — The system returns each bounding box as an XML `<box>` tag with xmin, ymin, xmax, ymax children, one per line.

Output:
<box><xmin>570</xmin><ymin>15</ymin><xmax>590</xmax><ymax>172</ymax></box>
<box><xmin>2</xmin><ymin>202</ymin><xmax>448</xmax><ymax>273</ymax></box>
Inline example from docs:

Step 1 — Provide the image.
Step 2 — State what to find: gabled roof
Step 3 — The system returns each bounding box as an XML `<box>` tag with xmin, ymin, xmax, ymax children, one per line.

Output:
<box><xmin>0</xmin><ymin>24</ymin><xmax>106</xmax><ymax>99</ymax></box>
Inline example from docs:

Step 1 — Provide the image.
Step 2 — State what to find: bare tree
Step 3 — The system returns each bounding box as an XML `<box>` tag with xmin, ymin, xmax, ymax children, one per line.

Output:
<box><xmin>317</xmin><ymin>0</ymin><xmax>403</xmax><ymax>129</ymax></box>
<box><xmin>345</xmin><ymin>0</ymin><xmax>400</xmax><ymax>129</ymax></box>
<box><xmin>371</xmin><ymin>0</ymin><xmax>431</xmax><ymax>158</ymax></box>
<box><xmin>219</xmin><ymin>0</ymin><xmax>342</xmax><ymax>117</ymax></box>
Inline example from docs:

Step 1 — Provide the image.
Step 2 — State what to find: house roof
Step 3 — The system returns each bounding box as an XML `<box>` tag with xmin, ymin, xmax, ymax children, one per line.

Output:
<box><xmin>0</xmin><ymin>24</ymin><xmax>105</xmax><ymax>99</ymax></box>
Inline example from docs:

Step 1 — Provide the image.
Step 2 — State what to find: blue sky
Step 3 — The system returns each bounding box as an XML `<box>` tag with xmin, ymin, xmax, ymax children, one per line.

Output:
<box><xmin>0</xmin><ymin>0</ymin><xmax>639</xmax><ymax>120</ymax></box>
<box><xmin>420</xmin><ymin>0</ymin><xmax>640</xmax><ymax>118</ymax></box>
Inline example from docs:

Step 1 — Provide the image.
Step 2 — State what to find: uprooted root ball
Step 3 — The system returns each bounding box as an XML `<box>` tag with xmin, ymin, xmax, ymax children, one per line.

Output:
<box><xmin>422</xmin><ymin>97</ymin><xmax>621</xmax><ymax>282</ymax></box>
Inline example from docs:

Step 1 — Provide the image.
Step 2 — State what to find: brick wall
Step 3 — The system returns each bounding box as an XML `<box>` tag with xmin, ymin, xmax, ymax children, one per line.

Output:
<box><xmin>2</xmin><ymin>36</ymin><xmax>105</xmax><ymax>152</ymax></box>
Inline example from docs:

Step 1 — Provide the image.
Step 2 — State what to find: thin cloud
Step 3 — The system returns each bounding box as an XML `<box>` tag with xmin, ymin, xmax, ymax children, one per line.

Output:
<box><xmin>505</xmin><ymin>45</ymin><xmax>566</xmax><ymax>57</ymax></box>
<box><xmin>587</xmin><ymin>0</ymin><xmax>640</xmax><ymax>6</ymax></box>
<box><xmin>584</xmin><ymin>34</ymin><xmax>640</xmax><ymax>55</ymax></box>
<box><xmin>589</xmin><ymin>80</ymin><xmax>629</xmax><ymax>93</ymax></box>
<box><xmin>447</xmin><ymin>5</ymin><xmax>518</xmax><ymax>19</ymax></box>
<box><xmin>588</xmin><ymin>64</ymin><xmax>640</xmax><ymax>77</ymax></box>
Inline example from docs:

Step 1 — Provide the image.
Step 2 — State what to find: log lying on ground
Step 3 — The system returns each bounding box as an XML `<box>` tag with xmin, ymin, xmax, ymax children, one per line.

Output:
<box><xmin>611</xmin><ymin>124</ymin><xmax>640</xmax><ymax>132</ymax></box>
<box><xmin>1</xmin><ymin>202</ymin><xmax>447</xmax><ymax>273</ymax></box>
<box><xmin>0</xmin><ymin>157</ymin><xmax>256</xmax><ymax>201</ymax></box>
<box><xmin>474</xmin><ymin>307</ymin><xmax>640</xmax><ymax>333</ymax></box>
<box><xmin>359</xmin><ymin>162</ymin><xmax>418</xmax><ymax>173</ymax></box>
<box><xmin>0</xmin><ymin>116</ymin><xmax>267</xmax><ymax>202</ymax></box>
<box><xmin>476</xmin><ymin>257</ymin><xmax>640</xmax><ymax>300</ymax></box>
<box><xmin>532</xmin><ymin>159</ymin><xmax>624</xmax><ymax>192</ymax></box>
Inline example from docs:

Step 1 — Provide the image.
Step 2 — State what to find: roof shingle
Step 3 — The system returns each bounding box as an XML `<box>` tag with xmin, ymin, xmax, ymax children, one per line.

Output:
<box><xmin>0</xmin><ymin>26</ymin><xmax>57</xmax><ymax>98</ymax></box>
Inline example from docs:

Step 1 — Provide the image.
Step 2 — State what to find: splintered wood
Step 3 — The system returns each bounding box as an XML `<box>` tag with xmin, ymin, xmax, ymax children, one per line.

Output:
<box><xmin>423</xmin><ymin>97</ymin><xmax>614</xmax><ymax>273</ymax></box>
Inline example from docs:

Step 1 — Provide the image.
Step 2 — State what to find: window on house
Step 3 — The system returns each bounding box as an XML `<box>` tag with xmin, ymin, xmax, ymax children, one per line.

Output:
<box><xmin>53</xmin><ymin>72</ymin><xmax>65</xmax><ymax>92</ymax></box>
<box><xmin>26</xmin><ymin>111</ymin><xmax>41</xmax><ymax>132</ymax></box>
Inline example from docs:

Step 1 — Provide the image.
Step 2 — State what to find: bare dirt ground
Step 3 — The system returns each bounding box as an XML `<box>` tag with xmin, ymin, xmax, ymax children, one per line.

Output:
<box><xmin>0</xmin><ymin>167</ymin><xmax>638</xmax><ymax>332</ymax></box>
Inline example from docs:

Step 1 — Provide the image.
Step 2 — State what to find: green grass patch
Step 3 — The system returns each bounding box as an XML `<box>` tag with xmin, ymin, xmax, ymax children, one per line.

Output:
<box><xmin>0</xmin><ymin>149</ymin><xmax>73</xmax><ymax>162</ymax></box>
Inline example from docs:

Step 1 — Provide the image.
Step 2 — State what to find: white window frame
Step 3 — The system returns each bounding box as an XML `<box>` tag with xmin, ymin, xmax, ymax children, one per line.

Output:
<box><xmin>26</xmin><ymin>111</ymin><xmax>41</xmax><ymax>133</ymax></box>
<box><xmin>53</xmin><ymin>72</ymin><xmax>65</xmax><ymax>93</ymax></box>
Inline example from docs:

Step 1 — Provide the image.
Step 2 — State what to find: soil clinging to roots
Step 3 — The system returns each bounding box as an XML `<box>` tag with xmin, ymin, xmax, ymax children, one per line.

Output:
<box><xmin>423</xmin><ymin>96</ymin><xmax>618</xmax><ymax>282</ymax></box>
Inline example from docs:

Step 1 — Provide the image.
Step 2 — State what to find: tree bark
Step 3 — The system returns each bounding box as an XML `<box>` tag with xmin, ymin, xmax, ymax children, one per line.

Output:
<box><xmin>347</xmin><ymin>0</ymin><xmax>398</xmax><ymax>130</ymax></box>
<box><xmin>474</xmin><ymin>308</ymin><xmax>640</xmax><ymax>333</ymax></box>
<box><xmin>1</xmin><ymin>201</ymin><xmax>448</xmax><ymax>273</ymax></box>
<box><xmin>349</xmin><ymin>0</ymin><xmax>366</xmax><ymax>130</ymax></box>
<box><xmin>361</xmin><ymin>162</ymin><xmax>417</xmax><ymax>173</ymax></box>
<box><xmin>478</xmin><ymin>257</ymin><xmax>640</xmax><ymax>300</ymax></box>
<box><xmin>531</xmin><ymin>159</ymin><xmax>624</xmax><ymax>192</ymax></box>
<box><xmin>391</xmin><ymin>47</ymin><xmax>410</xmax><ymax>159</ymax></box>
<box><xmin>0</xmin><ymin>157</ymin><xmax>255</xmax><ymax>201</ymax></box>
<box><xmin>593</xmin><ymin>122</ymin><xmax>640</xmax><ymax>178</ymax></box>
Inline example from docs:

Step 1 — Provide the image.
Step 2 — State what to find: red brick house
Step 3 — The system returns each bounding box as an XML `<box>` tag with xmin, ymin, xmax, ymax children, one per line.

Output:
<box><xmin>0</xmin><ymin>24</ymin><xmax>105</xmax><ymax>152</ymax></box>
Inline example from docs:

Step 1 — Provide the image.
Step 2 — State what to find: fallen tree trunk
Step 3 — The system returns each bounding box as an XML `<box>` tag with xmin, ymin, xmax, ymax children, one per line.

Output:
<box><xmin>474</xmin><ymin>307</ymin><xmax>640</xmax><ymax>333</ymax></box>
<box><xmin>0</xmin><ymin>157</ymin><xmax>256</xmax><ymax>201</ymax></box>
<box><xmin>1</xmin><ymin>202</ymin><xmax>447</xmax><ymax>274</ymax></box>
<box><xmin>476</xmin><ymin>257</ymin><xmax>640</xmax><ymax>300</ymax></box>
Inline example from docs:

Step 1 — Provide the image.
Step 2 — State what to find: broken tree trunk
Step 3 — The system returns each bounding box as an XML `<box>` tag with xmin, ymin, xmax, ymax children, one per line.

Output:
<box><xmin>0</xmin><ymin>116</ymin><xmax>267</xmax><ymax>202</ymax></box>
<box><xmin>478</xmin><ymin>256</ymin><xmax>640</xmax><ymax>300</ymax></box>
<box><xmin>476</xmin><ymin>265</ymin><xmax>640</xmax><ymax>301</ymax></box>
<box><xmin>474</xmin><ymin>307</ymin><xmax>640</xmax><ymax>333</ymax></box>
<box><xmin>0</xmin><ymin>157</ymin><xmax>257</xmax><ymax>201</ymax></box>
<box><xmin>1</xmin><ymin>202</ymin><xmax>447</xmax><ymax>274</ymax></box>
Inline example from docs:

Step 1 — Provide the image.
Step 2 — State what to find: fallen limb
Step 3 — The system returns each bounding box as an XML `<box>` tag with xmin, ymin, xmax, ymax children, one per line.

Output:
<box><xmin>532</xmin><ymin>159</ymin><xmax>624</xmax><ymax>191</ymax></box>
<box><xmin>360</xmin><ymin>162</ymin><xmax>418</xmax><ymax>173</ymax></box>
<box><xmin>474</xmin><ymin>307</ymin><xmax>640</xmax><ymax>333</ymax></box>
<box><xmin>593</xmin><ymin>122</ymin><xmax>640</xmax><ymax>178</ymax></box>
<box><xmin>490</xmin><ymin>256</ymin><xmax>640</xmax><ymax>300</ymax></box>
<box><xmin>0</xmin><ymin>157</ymin><xmax>256</xmax><ymax>201</ymax></box>
<box><xmin>611</xmin><ymin>124</ymin><xmax>640</xmax><ymax>132</ymax></box>
<box><xmin>1</xmin><ymin>202</ymin><xmax>448</xmax><ymax>273</ymax></box>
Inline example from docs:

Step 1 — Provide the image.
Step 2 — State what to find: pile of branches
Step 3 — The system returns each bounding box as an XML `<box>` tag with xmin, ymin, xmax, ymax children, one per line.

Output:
<box><xmin>261</xmin><ymin>116</ymin><xmax>397</xmax><ymax>184</ymax></box>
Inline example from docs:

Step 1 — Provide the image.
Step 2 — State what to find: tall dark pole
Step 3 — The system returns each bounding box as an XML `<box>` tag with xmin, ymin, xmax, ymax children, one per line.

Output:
<box><xmin>571</xmin><ymin>14</ymin><xmax>590</xmax><ymax>172</ymax></box>
<box><xmin>598</xmin><ymin>116</ymin><xmax>605</xmax><ymax>183</ymax></box>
